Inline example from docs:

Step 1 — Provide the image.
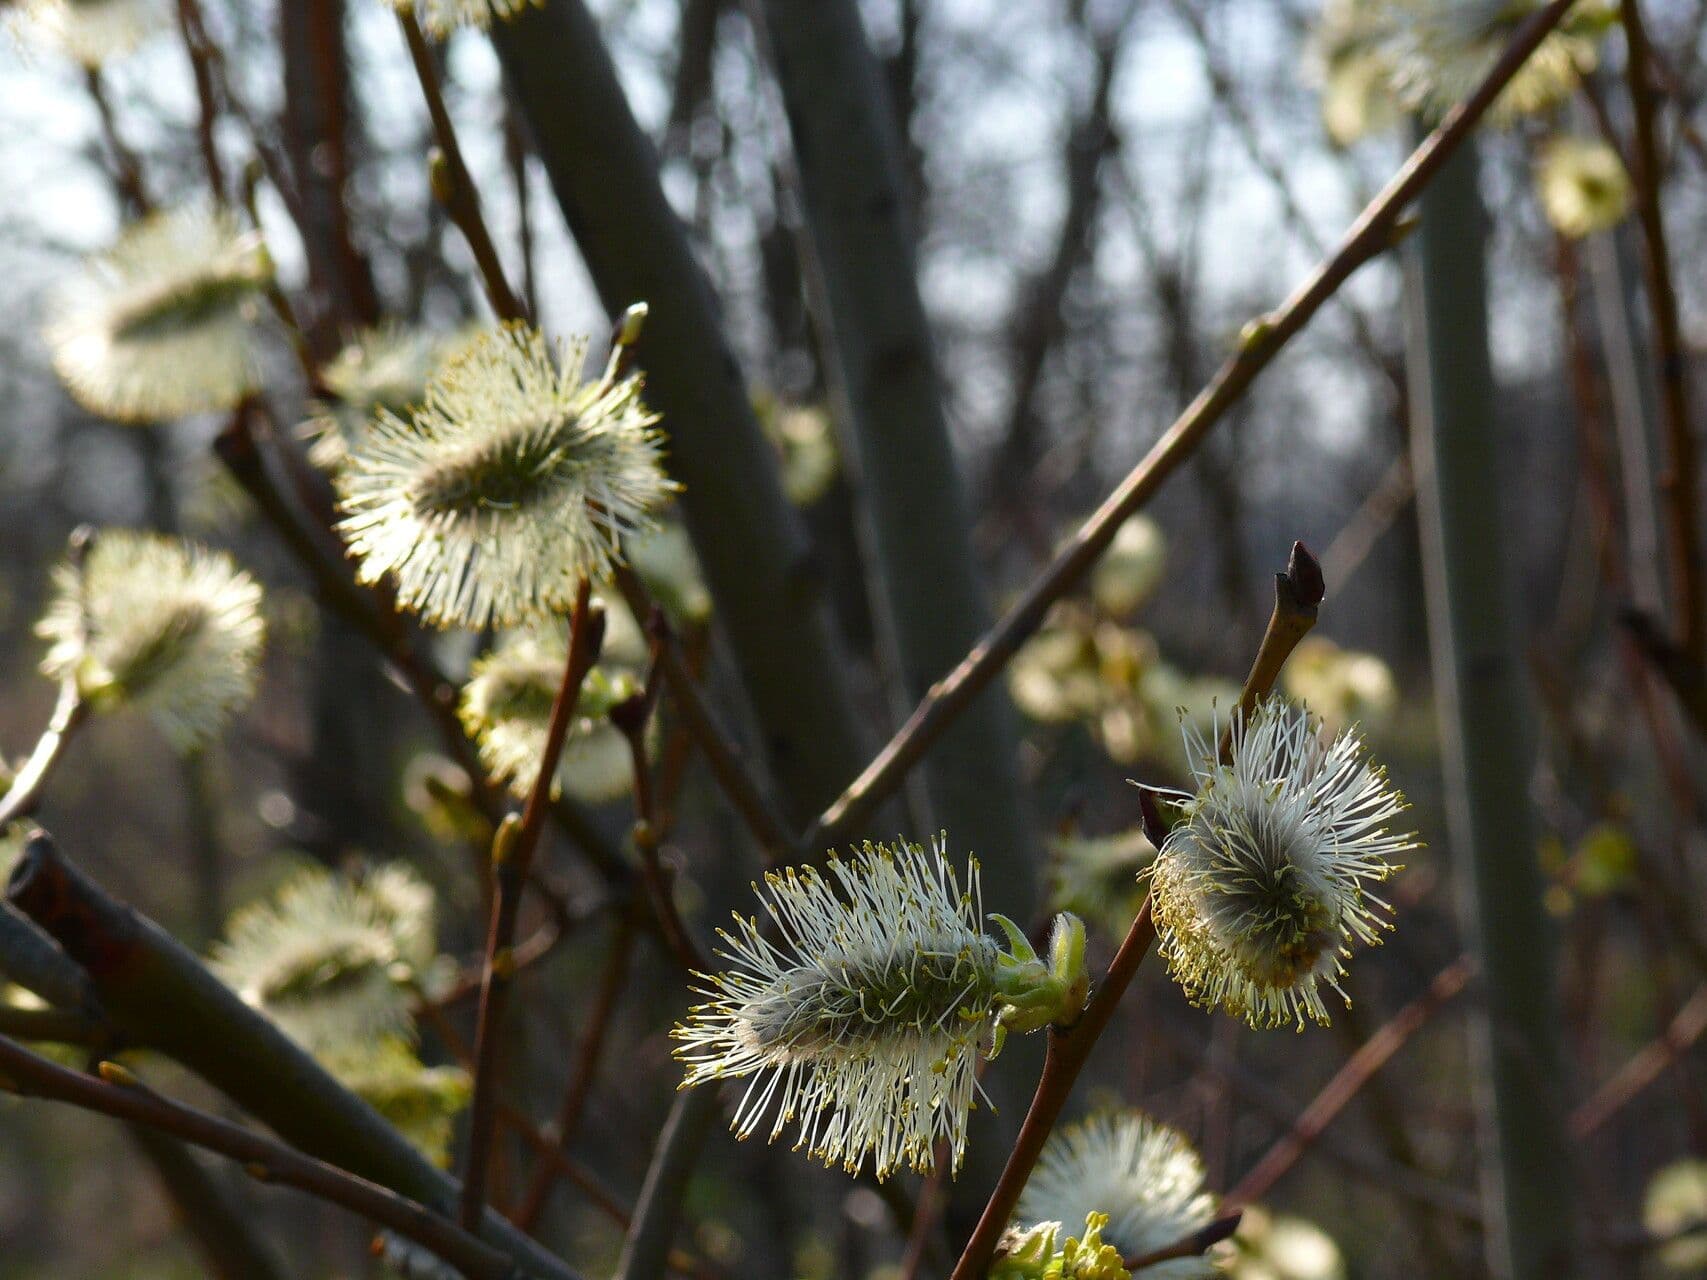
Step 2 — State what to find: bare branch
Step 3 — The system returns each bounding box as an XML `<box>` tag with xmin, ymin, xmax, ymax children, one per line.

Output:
<box><xmin>807</xmin><ymin>0</ymin><xmax>1582</xmax><ymax>851</ymax></box>
<box><xmin>459</xmin><ymin>582</ymin><xmax>603</xmax><ymax>1230</ymax></box>
<box><xmin>0</xmin><ymin>1042</ymin><xmax>518</xmax><ymax>1280</ymax></box>
<box><xmin>5</xmin><ymin>830</ymin><xmax>583</xmax><ymax>1280</ymax></box>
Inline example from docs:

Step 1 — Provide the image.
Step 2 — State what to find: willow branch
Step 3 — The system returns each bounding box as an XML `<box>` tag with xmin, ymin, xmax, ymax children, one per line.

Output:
<box><xmin>0</xmin><ymin>898</ymin><xmax>97</xmax><ymax>1016</ymax></box>
<box><xmin>212</xmin><ymin>403</ymin><xmax>628</xmax><ymax>887</ymax></box>
<box><xmin>509</xmin><ymin>915</ymin><xmax>637</xmax><ymax>1231</ymax></box>
<box><xmin>1620</xmin><ymin>0</ymin><xmax>1702</xmax><ymax>664</ymax></box>
<box><xmin>173</xmin><ymin>0</ymin><xmax>303</xmax><ymax>224</ymax></box>
<box><xmin>1224</xmin><ymin>954</ymin><xmax>1474</xmax><ymax>1208</ymax></box>
<box><xmin>0</xmin><ymin>680</ymin><xmax>86</xmax><ymax>828</ymax></box>
<box><xmin>238</xmin><ymin>172</ymin><xmax>325</xmax><ymax>397</ymax></box>
<box><xmin>1319</xmin><ymin>454</ymin><xmax>1415</xmax><ymax>597</ymax></box>
<box><xmin>612</xmin><ymin>1086</ymin><xmax>721</xmax><ymax>1280</ymax></box>
<box><xmin>174</xmin><ymin>0</ymin><xmax>226</xmax><ymax>197</ymax></box>
<box><xmin>492</xmin><ymin>0</ymin><xmax>873</xmax><ymax>819</ymax></box>
<box><xmin>82</xmin><ymin>67</ymin><xmax>152</xmax><ymax>217</ymax></box>
<box><xmin>1124</xmin><ymin>1213</ymin><xmax>1243</xmax><ymax>1270</ymax></box>
<box><xmin>505</xmin><ymin>104</ymin><xmax>540</xmax><ymax>317</ymax></box>
<box><xmin>5</xmin><ymin>830</ymin><xmax>583</xmax><ymax>1280</ymax></box>
<box><xmin>611</xmin><ymin>647</ymin><xmax>706</xmax><ymax>975</ymax></box>
<box><xmin>947</xmin><ymin>902</ymin><xmax>1158</xmax><ymax>1280</ymax></box>
<box><xmin>127</xmin><ymin>1124</ymin><xmax>290</xmax><ymax>1280</ymax></box>
<box><xmin>1220</xmin><ymin>541</ymin><xmax>1324</xmax><ymax>757</ymax></box>
<box><xmin>1165</xmin><ymin>1015</ymin><xmax>1483</xmax><ymax>1222</ymax></box>
<box><xmin>0</xmin><ymin>1043</ymin><xmax>518</xmax><ymax>1280</ymax></box>
<box><xmin>398</xmin><ymin>10</ymin><xmax>528</xmax><ymax>323</ymax></box>
<box><xmin>949</xmin><ymin>532</ymin><xmax>1325</xmax><ymax>1277</ymax></box>
<box><xmin>1163</xmin><ymin>0</ymin><xmax>1402</xmax><ymax>400</ymax></box>
<box><xmin>1571</xmin><ymin>980</ymin><xmax>1707</xmax><ymax>1137</ymax></box>
<box><xmin>0</xmin><ymin>1002</ymin><xmax>106</xmax><ymax>1047</ymax></box>
<box><xmin>612</xmin><ymin>567</ymin><xmax>796</xmax><ymax>861</ymax></box>
<box><xmin>806</xmin><ymin>0</ymin><xmax>1581</xmax><ymax>851</ymax></box>
<box><xmin>459</xmin><ymin>581</ymin><xmax>603</xmax><ymax>1230</ymax></box>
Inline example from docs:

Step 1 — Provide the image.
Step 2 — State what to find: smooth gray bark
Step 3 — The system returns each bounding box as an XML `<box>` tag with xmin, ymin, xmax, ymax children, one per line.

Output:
<box><xmin>1406</xmin><ymin>140</ymin><xmax>1576</xmax><ymax>1280</ymax></box>
<box><xmin>748</xmin><ymin>0</ymin><xmax>1034</xmax><ymax>908</ymax></box>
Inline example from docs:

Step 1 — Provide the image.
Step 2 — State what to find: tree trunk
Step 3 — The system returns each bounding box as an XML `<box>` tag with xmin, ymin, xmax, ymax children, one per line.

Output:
<box><xmin>1406</xmin><ymin>138</ymin><xmax>1577</xmax><ymax>1280</ymax></box>
<box><xmin>748</xmin><ymin>0</ymin><xmax>1034</xmax><ymax>907</ymax></box>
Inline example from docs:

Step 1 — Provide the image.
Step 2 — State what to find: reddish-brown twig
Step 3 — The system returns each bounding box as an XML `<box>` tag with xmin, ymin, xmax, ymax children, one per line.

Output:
<box><xmin>1223</xmin><ymin>954</ymin><xmax>1474</xmax><ymax>1209</ymax></box>
<box><xmin>82</xmin><ymin>67</ymin><xmax>152</xmax><ymax>217</ymax></box>
<box><xmin>1571</xmin><ymin>981</ymin><xmax>1707</xmax><ymax>1138</ymax></box>
<box><xmin>1125</xmin><ymin>1213</ymin><xmax>1243</xmax><ymax>1270</ymax></box>
<box><xmin>613</xmin><ymin>566</ymin><xmax>796</xmax><ymax>861</ymax></box>
<box><xmin>950</xmin><ymin>534</ymin><xmax>1349</xmax><ymax>1278</ymax></box>
<box><xmin>398</xmin><ymin>10</ymin><xmax>529</xmax><ymax>324</ymax></box>
<box><xmin>174</xmin><ymin>0</ymin><xmax>226</xmax><ymax>198</ymax></box>
<box><xmin>508</xmin><ymin>915</ymin><xmax>638</xmax><ymax>1231</ymax></box>
<box><xmin>459</xmin><ymin>580</ymin><xmax>604</xmax><ymax>1230</ymax></box>
<box><xmin>1220</xmin><ymin>541</ymin><xmax>1324</xmax><ymax>758</ymax></box>
<box><xmin>1620</xmin><ymin>0</ymin><xmax>1702</xmax><ymax>665</ymax></box>
<box><xmin>947</xmin><ymin>902</ymin><xmax>1159</xmax><ymax>1279</ymax></box>
<box><xmin>1318</xmin><ymin>454</ymin><xmax>1414</xmax><ymax>597</ymax></box>
<box><xmin>897</xmin><ymin>1141</ymin><xmax>954</xmax><ymax>1280</ymax></box>
<box><xmin>610</xmin><ymin>636</ymin><xmax>706</xmax><ymax>974</ymax></box>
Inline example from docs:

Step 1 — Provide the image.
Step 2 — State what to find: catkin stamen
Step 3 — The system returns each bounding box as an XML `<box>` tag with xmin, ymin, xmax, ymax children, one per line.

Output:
<box><xmin>108</xmin><ymin>270</ymin><xmax>260</xmax><ymax>343</ymax></box>
<box><xmin>96</xmin><ymin>599</ymin><xmax>211</xmax><ymax>696</ymax></box>
<box><xmin>407</xmin><ymin>419</ymin><xmax>584</xmax><ymax>516</ymax></box>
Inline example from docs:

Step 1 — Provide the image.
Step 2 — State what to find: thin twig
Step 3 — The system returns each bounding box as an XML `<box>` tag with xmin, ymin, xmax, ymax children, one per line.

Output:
<box><xmin>497</xmin><ymin>1100</ymin><xmax>633</xmax><ymax>1225</ymax></box>
<box><xmin>0</xmin><ymin>1002</ymin><xmax>106</xmax><ymax>1048</ymax></box>
<box><xmin>0</xmin><ymin>681</ymin><xmax>86</xmax><ymax>828</ymax></box>
<box><xmin>611</xmin><ymin>637</ymin><xmax>706</xmax><ymax>974</ymax></box>
<box><xmin>612</xmin><ymin>1087</ymin><xmax>721</xmax><ymax>1280</ymax></box>
<box><xmin>1223</xmin><ymin>954</ymin><xmax>1474</xmax><ymax>1208</ymax></box>
<box><xmin>509</xmin><ymin>915</ymin><xmax>637</xmax><ymax>1231</ymax></box>
<box><xmin>505</xmin><ymin>104</ymin><xmax>540</xmax><ymax>317</ymax></box>
<box><xmin>806</xmin><ymin>0</ymin><xmax>1582</xmax><ymax>852</ymax></box>
<box><xmin>1556</xmin><ymin>237</ymin><xmax>1704</xmax><ymax>805</ymax></box>
<box><xmin>1220</xmin><ymin>541</ymin><xmax>1324</xmax><ymax>758</ymax></box>
<box><xmin>1319</xmin><ymin>455</ymin><xmax>1415</xmax><ymax>597</ymax></box>
<box><xmin>612</xmin><ymin>567</ymin><xmax>796</xmax><ymax>861</ymax></box>
<box><xmin>1163</xmin><ymin>1015</ymin><xmax>1484</xmax><ymax>1222</ymax></box>
<box><xmin>1163</xmin><ymin>0</ymin><xmax>1403</xmax><ymax>403</ymax></box>
<box><xmin>1571</xmin><ymin>980</ymin><xmax>1707</xmax><ymax>1137</ymax></box>
<box><xmin>949</xmin><ymin>534</ymin><xmax>1327</xmax><ymax>1278</ymax></box>
<box><xmin>175</xmin><ymin>0</ymin><xmax>226</xmax><ymax>198</ymax></box>
<box><xmin>398</xmin><ymin>10</ymin><xmax>529</xmax><ymax>323</ymax></box>
<box><xmin>897</xmin><ymin>1141</ymin><xmax>953</xmax><ymax>1280</ymax></box>
<box><xmin>174</xmin><ymin>0</ymin><xmax>304</xmax><ymax>224</ymax></box>
<box><xmin>427</xmin><ymin>911</ymin><xmax>578</xmax><ymax>1011</ymax></box>
<box><xmin>0</xmin><ymin>1042</ymin><xmax>520</xmax><ymax>1280</ymax></box>
<box><xmin>459</xmin><ymin>581</ymin><xmax>603</xmax><ymax>1230</ymax></box>
<box><xmin>127</xmin><ymin>1123</ymin><xmax>290</xmax><ymax>1280</ymax></box>
<box><xmin>947</xmin><ymin>902</ymin><xmax>1159</xmax><ymax>1279</ymax></box>
<box><xmin>237</xmin><ymin>170</ymin><xmax>324</xmax><ymax>398</ymax></box>
<box><xmin>212</xmin><ymin>402</ymin><xmax>630</xmax><ymax>888</ymax></box>
<box><xmin>82</xmin><ymin>67</ymin><xmax>152</xmax><ymax>217</ymax></box>
<box><xmin>1619</xmin><ymin>0</ymin><xmax>1702</xmax><ymax>663</ymax></box>
<box><xmin>1124</xmin><ymin>1212</ymin><xmax>1243</xmax><ymax>1270</ymax></box>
